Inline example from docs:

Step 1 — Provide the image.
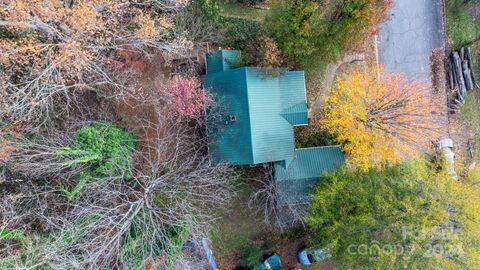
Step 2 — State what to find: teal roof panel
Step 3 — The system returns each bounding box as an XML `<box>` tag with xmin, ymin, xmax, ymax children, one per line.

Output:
<box><xmin>203</xmin><ymin>51</ymin><xmax>309</xmax><ymax>165</ymax></box>
<box><xmin>206</xmin><ymin>50</ymin><xmax>241</xmax><ymax>74</ymax></box>
<box><xmin>275</xmin><ymin>146</ymin><xmax>345</xmax><ymax>205</ymax></box>
<box><xmin>278</xmin><ymin>71</ymin><xmax>307</xmax><ymax>109</ymax></box>
<box><xmin>246</xmin><ymin>68</ymin><xmax>296</xmax><ymax>164</ymax></box>
<box><xmin>203</xmin><ymin>68</ymin><xmax>254</xmax><ymax>164</ymax></box>
<box><xmin>280</xmin><ymin>103</ymin><xmax>308</xmax><ymax>126</ymax></box>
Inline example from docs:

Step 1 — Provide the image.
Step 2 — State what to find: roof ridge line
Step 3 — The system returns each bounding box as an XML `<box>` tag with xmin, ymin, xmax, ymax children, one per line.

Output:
<box><xmin>243</xmin><ymin>67</ymin><xmax>256</xmax><ymax>164</ymax></box>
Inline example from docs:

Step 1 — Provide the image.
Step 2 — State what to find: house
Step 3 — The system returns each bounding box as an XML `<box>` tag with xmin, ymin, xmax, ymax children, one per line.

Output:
<box><xmin>202</xmin><ymin>50</ymin><xmax>344</xmax><ymax>204</ymax></box>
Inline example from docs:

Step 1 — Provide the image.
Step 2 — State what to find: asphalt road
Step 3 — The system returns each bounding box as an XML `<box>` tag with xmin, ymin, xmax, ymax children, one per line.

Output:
<box><xmin>379</xmin><ymin>0</ymin><xmax>444</xmax><ymax>82</ymax></box>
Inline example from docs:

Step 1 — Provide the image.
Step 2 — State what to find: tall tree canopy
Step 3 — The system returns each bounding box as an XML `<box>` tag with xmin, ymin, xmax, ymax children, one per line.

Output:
<box><xmin>320</xmin><ymin>66</ymin><xmax>441</xmax><ymax>170</ymax></box>
<box><xmin>306</xmin><ymin>161</ymin><xmax>480</xmax><ymax>270</ymax></box>
<box><xmin>265</xmin><ymin>0</ymin><xmax>392</xmax><ymax>68</ymax></box>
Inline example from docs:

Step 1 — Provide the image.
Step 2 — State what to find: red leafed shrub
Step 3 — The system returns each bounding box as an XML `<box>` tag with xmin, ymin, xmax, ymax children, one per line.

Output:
<box><xmin>105</xmin><ymin>45</ymin><xmax>146</xmax><ymax>75</ymax></box>
<box><xmin>103</xmin><ymin>58</ymin><xmax>125</xmax><ymax>72</ymax></box>
<box><xmin>165</xmin><ymin>76</ymin><xmax>212</xmax><ymax>119</ymax></box>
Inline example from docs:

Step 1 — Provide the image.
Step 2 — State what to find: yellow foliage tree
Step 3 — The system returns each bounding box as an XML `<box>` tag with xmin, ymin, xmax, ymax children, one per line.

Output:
<box><xmin>321</xmin><ymin>66</ymin><xmax>442</xmax><ymax>170</ymax></box>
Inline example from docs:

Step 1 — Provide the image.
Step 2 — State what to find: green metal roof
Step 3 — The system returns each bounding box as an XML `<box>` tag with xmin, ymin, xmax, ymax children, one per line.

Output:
<box><xmin>203</xmin><ymin>50</ymin><xmax>345</xmax><ymax>205</ymax></box>
<box><xmin>203</xmin><ymin>50</ymin><xmax>308</xmax><ymax>165</ymax></box>
<box><xmin>280</xmin><ymin>103</ymin><xmax>308</xmax><ymax>126</ymax></box>
<box><xmin>274</xmin><ymin>146</ymin><xmax>345</xmax><ymax>205</ymax></box>
<box><xmin>203</xmin><ymin>67</ymin><xmax>254</xmax><ymax>164</ymax></box>
<box><xmin>205</xmin><ymin>50</ymin><xmax>240</xmax><ymax>74</ymax></box>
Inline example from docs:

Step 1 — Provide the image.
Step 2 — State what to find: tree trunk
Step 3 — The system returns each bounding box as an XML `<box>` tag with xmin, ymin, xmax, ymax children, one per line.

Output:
<box><xmin>450</xmin><ymin>57</ymin><xmax>458</xmax><ymax>89</ymax></box>
<box><xmin>452</xmin><ymin>52</ymin><xmax>467</xmax><ymax>101</ymax></box>
<box><xmin>466</xmin><ymin>47</ymin><xmax>479</xmax><ymax>88</ymax></box>
<box><xmin>448</xmin><ymin>59</ymin><xmax>455</xmax><ymax>89</ymax></box>
<box><xmin>463</xmin><ymin>60</ymin><xmax>474</xmax><ymax>90</ymax></box>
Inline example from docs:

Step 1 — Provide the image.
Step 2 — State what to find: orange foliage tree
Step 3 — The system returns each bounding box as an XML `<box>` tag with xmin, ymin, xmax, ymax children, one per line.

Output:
<box><xmin>0</xmin><ymin>0</ymin><xmax>191</xmax><ymax>126</ymax></box>
<box><xmin>320</xmin><ymin>66</ymin><xmax>442</xmax><ymax>170</ymax></box>
<box><xmin>0</xmin><ymin>122</ymin><xmax>23</xmax><ymax>164</ymax></box>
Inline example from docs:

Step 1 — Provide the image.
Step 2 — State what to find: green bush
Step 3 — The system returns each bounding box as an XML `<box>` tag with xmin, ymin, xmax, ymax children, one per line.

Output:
<box><xmin>222</xmin><ymin>17</ymin><xmax>263</xmax><ymax>50</ymax></box>
<box><xmin>57</xmin><ymin>122</ymin><xmax>136</xmax><ymax>199</ymax></box>
<box><xmin>296</xmin><ymin>130</ymin><xmax>337</xmax><ymax>148</ymax></box>
<box><xmin>266</xmin><ymin>0</ymin><xmax>391</xmax><ymax>68</ymax></box>
<box><xmin>241</xmin><ymin>245</ymin><xmax>263</xmax><ymax>268</ymax></box>
<box><xmin>265</xmin><ymin>0</ymin><xmax>319</xmax><ymax>68</ymax></box>
<box><xmin>306</xmin><ymin>161</ymin><xmax>480</xmax><ymax>269</ymax></box>
<box><xmin>191</xmin><ymin>0</ymin><xmax>221</xmax><ymax>21</ymax></box>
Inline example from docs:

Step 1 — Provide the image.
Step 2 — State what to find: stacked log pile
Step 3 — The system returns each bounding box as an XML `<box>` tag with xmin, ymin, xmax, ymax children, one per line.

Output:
<box><xmin>448</xmin><ymin>47</ymin><xmax>479</xmax><ymax>107</ymax></box>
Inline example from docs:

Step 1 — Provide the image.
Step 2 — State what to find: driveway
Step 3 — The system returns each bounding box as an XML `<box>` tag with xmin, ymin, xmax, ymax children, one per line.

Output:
<box><xmin>378</xmin><ymin>0</ymin><xmax>444</xmax><ymax>82</ymax></box>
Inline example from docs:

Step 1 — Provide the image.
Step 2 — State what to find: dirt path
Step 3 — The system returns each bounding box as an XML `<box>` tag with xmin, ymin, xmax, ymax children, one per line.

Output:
<box><xmin>309</xmin><ymin>53</ymin><xmax>366</xmax><ymax>117</ymax></box>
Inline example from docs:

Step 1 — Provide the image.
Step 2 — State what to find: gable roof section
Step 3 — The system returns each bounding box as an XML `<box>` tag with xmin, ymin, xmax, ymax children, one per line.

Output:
<box><xmin>239</xmin><ymin>68</ymin><xmax>309</xmax><ymax>164</ymax></box>
<box><xmin>278</xmin><ymin>70</ymin><xmax>308</xmax><ymax>109</ymax></box>
<box><xmin>203</xmin><ymin>51</ymin><xmax>309</xmax><ymax>165</ymax></box>
<box><xmin>203</xmin><ymin>68</ymin><xmax>254</xmax><ymax>164</ymax></box>
<box><xmin>274</xmin><ymin>146</ymin><xmax>345</xmax><ymax>205</ymax></box>
<box><xmin>206</xmin><ymin>50</ymin><xmax>240</xmax><ymax>74</ymax></box>
<box><xmin>280</xmin><ymin>103</ymin><xmax>308</xmax><ymax>126</ymax></box>
<box><xmin>245</xmin><ymin>68</ymin><xmax>296</xmax><ymax>164</ymax></box>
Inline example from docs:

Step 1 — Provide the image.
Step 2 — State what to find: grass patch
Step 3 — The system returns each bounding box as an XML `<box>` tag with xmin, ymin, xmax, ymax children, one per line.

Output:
<box><xmin>459</xmin><ymin>90</ymin><xmax>480</xmax><ymax>161</ymax></box>
<box><xmin>445</xmin><ymin>0</ymin><xmax>480</xmax><ymax>49</ymax></box>
<box><xmin>447</xmin><ymin>0</ymin><xmax>480</xmax><ymax>161</ymax></box>
<box><xmin>218</xmin><ymin>1</ymin><xmax>269</xmax><ymax>22</ymax></box>
<box><xmin>210</xmin><ymin>199</ymin><xmax>264</xmax><ymax>259</ymax></box>
<box><xmin>305</xmin><ymin>62</ymin><xmax>329</xmax><ymax>96</ymax></box>
<box><xmin>459</xmin><ymin>90</ymin><xmax>480</xmax><ymax>134</ymax></box>
<box><xmin>210</xmin><ymin>175</ymin><xmax>264</xmax><ymax>259</ymax></box>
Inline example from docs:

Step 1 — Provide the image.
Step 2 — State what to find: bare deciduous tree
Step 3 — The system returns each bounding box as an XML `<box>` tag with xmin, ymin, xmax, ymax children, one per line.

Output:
<box><xmin>0</xmin><ymin>110</ymin><xmax>235</xmax><ymax>269</ymax></box>
<box><xmin>0</xmin><ymin>0</ymin><xmax>207</xmax><ymax>128</ymax></box>
<box><xmin>247</xmin><ymin>164</ymin><xmax>307</xmax><ymax>230</ymax></box>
